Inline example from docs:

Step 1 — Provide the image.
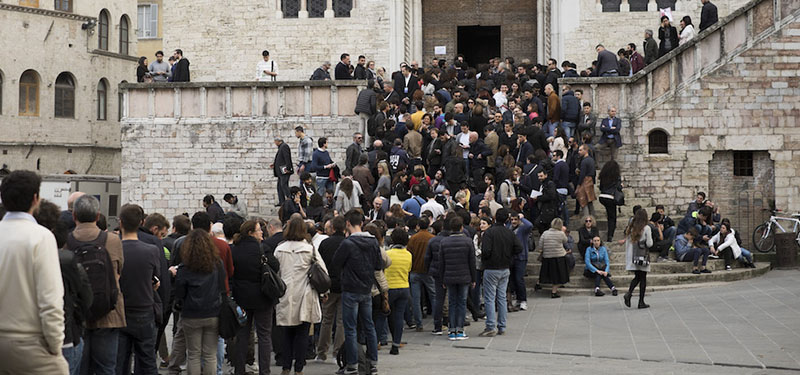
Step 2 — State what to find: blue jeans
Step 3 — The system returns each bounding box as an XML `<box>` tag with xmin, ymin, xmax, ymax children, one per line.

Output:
<box><xmin>562</xmin><ymin>121</ymin><xmax>576</xmax><ymax>139</ymax></box>
<box><xmin>216</xmin><ymin>337</ymin><xmax>224</xmax><ymax>375</ymax></box>
<box><xmin>740</xmin><ymin>248</ymin><xmax>753</xmax><ymax>263</ymax></box>
<box><xmin>80</xmin><ymin>328</ymin><xmax>118</xmax><ymax>375</ymax></box>
<box><xmin>545</xmin><ymin>121</ymin><xmax>559</xmax><ymax>138</ymax></box>
<box><xmin>446</xmin><ymin>284</ymin><xmax>469</xmax><ymax>332</ymax></box>
<box><xmin>482</xmin><ymin>269</ymin><xmax>510</xmax><ymax>331</ymax></box>
<box><xmin>601</xmin><ymin>71</ymin><xmax>618</xmax><ymax>77</ymax></box>
<box><xmin>559</xmin><ymin>193</ymin><xmax>570</xmax><ymax>227</ymax></box>
<box><xmin>432</xmin><ymin>278</ymin><xmax>447</xmax><ymax>331</ymax></box>
<box><xmin>676</xmin><ymin>247</ymin><xmax>710</xmax><ymax>266</ymax></box>
<box><xmin>373</xmin><ymin>309</ymin><xmax>388</xmax><ymax>344</ymax></box>
<box><xmin>116</xmin><ymin>312</ymin><xmax>157</xmax><ymax>375</ymax></box>
<box><xmin>341</xmin><ymin>292</ymin><xmax>378</xmax><ymax>367</ymax></box>
<box><xmin>663</xmin><ymin>226</ymin><xmax>677</xmax><ymax>243</ymax></box>
<box><xmin>509</xmin><ymin>258</ymin><xmax>527</xmax><ymax>302</ymax></box>
<box><xmin>63</xmin><ymin>338</ymin><xmax>84</xmax><ymax>375</ymax></box>
<box><xmin>388</xmin><ymin>288</ymin><xmax>410</xmax><ymax>345</ymax></box>
<box><xmin>409</xmin><ymin>273</ymin><xmax>435</xmax><ymax>327</ymax></box>
<box><xmin>315</xmin><ymin>177</ymin><xmax>332</xmax><ymax>196</ymax></box>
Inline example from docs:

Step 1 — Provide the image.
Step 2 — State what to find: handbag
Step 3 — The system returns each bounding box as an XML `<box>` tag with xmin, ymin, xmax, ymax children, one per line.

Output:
<box><xmin>280</xmin><ymin>165</ymin><xmax>294</xmax><ymax>175</ymax></box>
<box><xmin>632</xmin><ymin>239</ymin><xmax>650</xmax><ymax>267</ymax></box>
<box><xmin>216</xmin><ymin>263</ymin><xmax>247</xmax><ymax>339</ymax></box>
<box><xmin>260</xmin><ymin>255</ymin><xmax>287</xmax><ymax>300</ymax></box>
<box><xmin>613</xmin><ymin>185</ymin><xmax>625</xmax><ymax>206</ymax></box>
<box><xmin>307</xmin><ymin>245</ymin><xmax>331</xmax><ymax>293</ymax></box>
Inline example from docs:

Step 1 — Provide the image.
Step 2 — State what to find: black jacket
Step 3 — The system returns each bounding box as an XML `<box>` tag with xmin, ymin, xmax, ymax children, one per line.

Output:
<box><xmin>394</xmin><ymin>74</ymin><xmax>420</xmax><ymax>99</ymax></box>
<box><xmin>230</xmin><ymin>236</ymin><xmax>280</xmax><ymax>310</ymax></box>
<box><xmin>355</xmin><ymin>89</ymin><xmax>377</xmax><ymax>116</ymax></box>
<box><xmin>137</xmin><ymin>228</ymin><xmax>170</xmax><ymax>321</ymax></box>
<box><xmin>438</xmin><ymin>233</ymin><xmax>476</xmax><ymax>284</ymax></box>
<box><xmin>644</xmin><ymin>37</ymin><xmax>659</xmax><ymax>65</ymax></box>
<box><xmin>700</xmin><ymin>1</ymin><xmax>718</xmax><ymax>31</ymax></box>
<box><xmin>318</xmin><ymin>233</ymin><xmax>346</xmax><ymax>293</ymax></box>
<box><xmin>659</xmin><ymin>25</ymin><xmax>679</xmax><ymax>57</ymax></box>
<box><xmin>529</xmin><ymin>127</ymin><xmax>550</xmax><ymax>154</ymax></box>
<box><xmin>480</xmin><ymin>224</ymin><xmax>522</xmax><ymax>270</ymax></box>
<box><xmin>172</xmin><ymin>58</ymin><xmax>190</xmax><ymax>82</ymax></box>
<box><xmin>469</xmin><ymin>139</ymin><xmax>492</xmax><ymax>169</ymax></box>
<box><xmin>354</xmin><ymin>64</ymin><xmax>367</xmax><ymax>80</ymax></box>
<box><xmin>561</xmin><ymin>91</ymin><xmax>581</xmax><ymax>122</ymax></box>
<box><xmin>424</xmin><ymin>231</ymin><xmax>449</xmax><ymax>277</ymax></box>
<box><xmin>595</xmin><ymin>50</ymin><xmax>619</xmax><ymax>76</ymax></box>
<box><xmin>262</xmin><ymin>232</ymin><xmax>283</xmax><ymax>255</ymax></box>
<box><xmin>310</xmin><ymin>67</ymin><xmax>331</xmax><ymax>80</ymax></box>
<box><xmin>274</xmin><ymin>142</ymin><xmax>292</xmax><ymax>177</ymax></box>
<box><xmin>59</xmin><ymin>249</ymin><xmax>93</xmax><ymax>346</ymax></box>
<box><xmin>345</xmin><ymin>143</ymin><xmax>362</xmax><ymax>174</ymax></box>
<box><xmin>175</xmin><ymin>263</ymin><xmax>222</xmax><ymax>318</ymax></box>
<box><xmin>335</xmin><ymin>62</ymin><xmax>351</xmax><ymax>80</ymax></box>
<box><xmin>332</xmin><ymin>232</ymin><xmax>384</xmax><ymax>295</ymax></box>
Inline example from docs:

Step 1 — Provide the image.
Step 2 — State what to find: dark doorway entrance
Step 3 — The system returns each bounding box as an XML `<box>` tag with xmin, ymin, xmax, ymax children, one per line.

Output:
<box><xmin>457</xmin><ymin>26</ymin><xmax>501</xmax><ymax>68</ymax></box>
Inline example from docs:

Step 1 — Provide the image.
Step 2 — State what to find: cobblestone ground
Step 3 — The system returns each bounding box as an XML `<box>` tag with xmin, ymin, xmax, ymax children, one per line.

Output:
<box><xmin>161</xmin><ymin>270</ymin><xmax>800</xmax><ymax>374</ymax></box>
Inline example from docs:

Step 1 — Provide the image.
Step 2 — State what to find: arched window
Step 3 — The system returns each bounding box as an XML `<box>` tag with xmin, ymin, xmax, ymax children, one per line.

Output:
<box><xmin>629</xmin><ymin>0</ymin><xmax>648</xmax><ymax>11</ymax></box>
<box><xmin>55</xmin><ymin>72</ymin><xmax>75</xmax><ymax>118</ymax></box>
<box><xmin>648</xmin><ymin>129</ymin><xmax>669</xmax><ymax>154</ymax></box>
<box><xmin>282</xmin><ymin>0</ymin><xmax>300</xmax><ymax>18</ymax></box>
<box><xmin>308</xmin><ymin>0</ymin><xmax>325</xmax><ymax>17</ymax></box>
<box><xmin>54</xmin><ymin>0</ymin><xmax>71</xmax><ymax>12</ymax></box>
<box><xmin>333</xmin><ymin>0</ymin><xmax>352</xmax><ymax>17</ymax></box>
<box><xmin>19</xmin><ymin>70</ymin><xmax>39</xmax><ymax>116</ymax></box>
<box><xmin>119</xmin><ymin>15</ymin><xmax>129</xmax><ymax>55</ymax></box>
<box><xmin>601</xmin><ymin>0</ymin><xmax>621</xmax><ymax>11</ymax></box>
<box><xmin>99</xmin><ymin>10</ymin><xmax>109</xmax><ymax>50</ymax></box>
<box><xmin>97</xmin><ymin>79</ymin><xmax>108</xmax><ymax>120</ymax></box>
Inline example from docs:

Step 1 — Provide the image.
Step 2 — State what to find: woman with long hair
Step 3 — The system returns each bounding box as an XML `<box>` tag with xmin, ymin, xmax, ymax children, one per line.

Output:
<box><xmin>230</xmin><ymin>220</ymin><xmax>280</xmax><ymax>375</ymax></box>
<box><xmin>137</xmin><ymin>56</ymin><xmax>149</xmax><ymax>82</ymax></box>
<box><xmin>624</xmin><ymin>209</ymin><xmax>653</xmax><ymax>309</ymax></box>
<box><xmin>334</xmin><ymin>178</ymin><xmax>356</xmax><ymax>214</ymax></box>
<box><xmin>679</xmin><ymin>15</ymin><xmax>696</xmax><ymax>45</ymax></box>
<box><xmin>468</xmin><ymin>104</ymin><xmax>488</xmax><ymax>135</ymax></box>
<box><xmin>597</xmin><ymin>160</ymin><xmax>623</xmax><ymax>242</ymax></box>
<box><xmin>274</xmin><ymin>217</ymin><xmax>326</xmax><ymax>374</ymax></box>
<box><xmin>584</xmin><ymin>236</ymin><xmax>617</xmax><ymax>296</ymax></box>
<box><xmin>376</xmin><ymin>161</ymin><xmax>392</xmax><ymax>196</ymax></box>
<box><xmin>578</xmin><ymin>215</ymin><xmax>600</xmax><ymax>260</ymax></box>
<box><xmin>392</xmin><ymin>171</ymin><xmax>410</xmax><ymax>201</ymax></box>
<box><xmin>175</xmin><ymin>229</ymin><xmax>222</xmax><ymax>375</ymax></box>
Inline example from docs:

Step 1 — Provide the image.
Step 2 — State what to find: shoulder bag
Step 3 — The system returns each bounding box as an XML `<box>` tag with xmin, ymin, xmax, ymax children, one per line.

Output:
<box><xmin>217</xmin><ymin>262</ymin><xmax>247</xmax><ymax>339</ymax></box>
<box><xmin>307</xmin><ymin>244</ymin><xmax>331</xmax><ymax>293</ymax></box>
<box><xmin>260</xmin><ymin>255</ymin><xmax>286</xmax><ymax>300</ymax></box>
<box><xmin>632</xmin><ymin>239</ymin><xmax>650</xmax><ymax>267</ymax></box>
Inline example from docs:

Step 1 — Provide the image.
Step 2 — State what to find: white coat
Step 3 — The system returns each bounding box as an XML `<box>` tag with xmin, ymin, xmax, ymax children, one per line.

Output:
<box><xmin>709</xmin><ymin>229</ymin><xmax>742</xmax><ymax>260</ymax></box>
<box><xmin>275</xmin><ymin>240</ymin><xmax>327</xmax><ymax>326</ymax></box>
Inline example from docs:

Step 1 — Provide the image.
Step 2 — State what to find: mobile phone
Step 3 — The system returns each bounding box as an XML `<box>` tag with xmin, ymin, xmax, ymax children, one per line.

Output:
<box><xmin>152</xmin><ymin>275</ymin><xmax>160</xmax><ymax>286</ymax></box>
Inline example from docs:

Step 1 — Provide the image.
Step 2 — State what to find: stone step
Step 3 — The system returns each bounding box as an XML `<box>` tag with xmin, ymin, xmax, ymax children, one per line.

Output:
<box><xmin>525</xmin><ymin>259</ymin><xmax>737</xmax><ymax>276</ymax></box>
<box><xmin>523</xmin><ymin>263</ymin><xmax>769</xmax><ymax>289</ymax></box>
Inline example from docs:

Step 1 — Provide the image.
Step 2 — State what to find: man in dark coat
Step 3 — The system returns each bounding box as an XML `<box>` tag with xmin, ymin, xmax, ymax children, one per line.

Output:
<box><xmin>658</xmin><ymin>16</ymin><xmax>679</xmax><ymax>57</ymax></box>
<box><xmin>643</xmin><ymin>30</ymin><xmax>659</xmax><ymax>65</ymax></box>
<box><xmin>393</xmin><ymin>65</ymin><xmax>420</xmax><ymax>101</ymax></box>
<box><xmin>272</xmin><ymin>137</ymin><xmax>293</xmax><ymax>206</ymax></box>
<box><xmin>354</xmin><ymin>55</ymin><xmax>368</xmax><ymax>80</ymax></box>
<box><xmin>316</xmin><ymin>216</ymin><xmax>347</xmax><ymax>359</ymax></box>
<box><xmin>599</xmin><ymin>106</ymin><xmax>623</xmax><ymax>156</ymax></box>
<box><xmin>699</xmin><ymin>0</ymin><xmax>718</xmax><ymax>31</ymax></box>
<box><xmin>171</xmin><ymin>49</ymin><xmax>190</xmax><ymax>82</ymax></box>
<box><xmin>335</xmin><ymin>53</ymin><xmax>352</xmax><ymax>80</ymax></box>
<box><xmin>593</xmin><ymin>45</ymin><xmax>619</xmax><ymax>77</ymax></box>
<box><xmin>344</xmin><ymin>133</ymin><xmax>363</xmax><ymax>175</ymax></box>
<box><xmin>310</xmin><ymin>62</ymin><xmax>332</xmax><ymax>80</ymax></box>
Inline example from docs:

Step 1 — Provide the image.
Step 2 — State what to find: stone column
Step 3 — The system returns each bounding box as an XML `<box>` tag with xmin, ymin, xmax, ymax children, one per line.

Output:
<box><xmin>538</xmin><ymin>0</ymin><xmax>545</xmax><ymax>61</ymax></box>
<box><xmin>621</xmin><ymin>0</ymin><xmax>630</xmax><ymax>12</ymax></box>
<box><xmin>324</xmin><ymin>0</ymin><xmax>334</xmax><ymax>18</ymax></box>
<box><xmin>412</xmin><ymin>0</ymin><xmax>423</xmax><ymax>62</ymax></box>
<box><xmin>299</xmin><ymin>0</ymin><xmax>309</xmax><ymax>18</ymax></box>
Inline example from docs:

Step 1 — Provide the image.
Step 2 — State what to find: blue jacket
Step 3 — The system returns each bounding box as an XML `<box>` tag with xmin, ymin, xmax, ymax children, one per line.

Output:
<box><xmin>673</xmin><ymin>234</ymin><xmax>695</xmax><ymax>261</ymax></box>
<box><xmin>331</xmin><ymin>232</ymin><xmax>384</xmax><ymax>295</ymax></box>
<box><xmin>311</xmin><ymin>149</ymin><xmax>333</xmax><ymax>176</ymax></box>
<box><xmin>507</xmin><ymin>218</ymin><xmax>533</xmax><ymax>261</ymax></box>
<box><xmin>401</xmin><ymin>195</ymin><xmax>426</xmax><ymax>217</ymax></box>
<box><xmin>600</xmin><ymin>117</ymin><xmax>623</xmax><ymax>148</ymax></box>
<box><xmin>561</xmin><ymin>91</ymin><xmax>581</xmax><ymax>123</ymax></box>
<box><xmin>584</xmin><ymin>245</ymin><xmax>610</xmax><ymax>273</ymax></box>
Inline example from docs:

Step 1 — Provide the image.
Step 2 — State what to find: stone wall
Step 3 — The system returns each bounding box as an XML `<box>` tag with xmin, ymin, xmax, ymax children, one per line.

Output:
<box><xmin>561</xmin><ymin>0</ymin><xmax>800</xmax><ymax>232</ymax></box>
<box><xmin>0</xmin><ymin>1</ymin><xmax>137</xmax><ymax>175</ymax></box>
<box><xmin>120</xmin><ymin>81</ymin><xmax>363</xmax><ymax>218</ymax></box>
<box><xmin>561</xmin><ymin>0</ymin><xmax>750</xmax><ymax>69</ymax></box>
<box><xmin>161</xmin><ymin>0</ymin><xmax>392</xmax><ymax>82</ymax></box>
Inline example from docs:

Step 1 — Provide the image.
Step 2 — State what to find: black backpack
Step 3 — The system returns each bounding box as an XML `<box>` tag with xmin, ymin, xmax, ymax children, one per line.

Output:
<box><xmin>66</xmin><ymin>231</ymin><xmax>118</xmax><ymax>322</ymax></box>
<box><xmin>367</xmin><ymin>112</ymin><xmax>382</xmax><ymax>137</ymax></box>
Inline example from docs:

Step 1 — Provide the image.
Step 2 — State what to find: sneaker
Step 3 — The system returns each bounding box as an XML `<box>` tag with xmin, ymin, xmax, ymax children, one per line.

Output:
<box><xmin>456</xmin><ymin>331</ymin><xmax>469</xmax><ymax>340</ymax></box>
<box><xmin>595</xmin><ymin>289</ymin><xmax>605</xmax><ymax>297</ymax></box>
<box><xmin>314</xmin><ymin>353</ymin><xmax>327</xmax><ymax>362</ymax></box>
<box><xmin>335</xmin><ymin>368</ymin><xmax>346</xmax><ymax>375</ymax></box>
<box><xmin>479</xmin><ymin>328</ymin><xmax>497</xmax><ymax>337</ymax></box>
<box><xmin>519</xmin><ymin>301</ymin><xmax>528</xmax><ymax>310</ymax></box>
<box><xmin>406</xmin><ymin>324</ymin><xmax>417</xmax><ymax>330</ymax></box>
<box><xmin>415</xmin><ymin>326</ymin><xmax>424</xmax><ymax>332</ymax></box>
<box><xmin>247</xmin><ymin>364</ymin><xmax>260</xmax><ymax>374</ymax></box>
<box><xmin>701</xmin><ymin>269</ymin><xmax>711</xmax><ymax>274</ymax></box>
<box><xmin>448</xmin><ymin>332</ymin><xmax>457</xmax><ymax>341</ymax></box>
<box><xmin>692</xmin><ymin>269</ymin><xmax>701</xmax><ymax>275</ymax></box>
<box><xmin>497</xmin><ymin>329</ymin><xmax>506</xmax><ymax>335</ymax></box>
<box><xmin>159</xmin><ymin>360</ymin><xmax>168</xmax><ymax>369</ymax></box>
<box><xmin>431</xmin><ymin>329</ymin><xmax>443</xmax><ymax>335</ymax></box>
<box><xmin>611</xmin><ymin>288</ymin><xmax>618</xmax><ymax>296</ymax></box>
<box><xmin>709</xmin><ymin>254</ymin><xmax>719</xmax><ymax>259</ymax></box>
<box><xmin>725</xmin><ymin>265</ymin><xmax>732</xmax><ymax>271</ymax></box>
<box><xmin>370</xmin><ymin>366</ymin><xmax>379</xmax><ymax>375</ymax></box>
<box><xmin>343</xmin><ymin>368</ymin><xmax>358</xmax><ymax>375</ymax></box>
<box><xmin>389</xmin><ymin>345</ymin><xmax>399</xmax><ymax>355</ymax></box>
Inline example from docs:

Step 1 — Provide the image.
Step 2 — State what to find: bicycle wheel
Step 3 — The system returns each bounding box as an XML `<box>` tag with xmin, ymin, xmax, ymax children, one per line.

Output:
<box><xmin>752</xmin><ymin>223</ymin><xmax>775</xmax><ymax>253</ymax></box>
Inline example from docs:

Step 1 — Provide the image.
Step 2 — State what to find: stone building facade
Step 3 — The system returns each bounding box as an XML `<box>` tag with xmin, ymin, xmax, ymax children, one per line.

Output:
<box><xmin>0</xmin><ymin>0</ymin><xmax>137</xmax><ymax>175</ymax></box>
<box><xmin>561</xmin><ymin>0</ymin><xmax>800</xmax><ymax>244</ymax></box>
<box><xmin>161</xmin><ymin>0</ymin><xmax>751</xmax><ymax>82</ymax></box>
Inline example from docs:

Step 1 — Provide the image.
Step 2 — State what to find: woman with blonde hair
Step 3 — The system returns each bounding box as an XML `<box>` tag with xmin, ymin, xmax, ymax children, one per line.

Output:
<box><xmin>375</xmin><ymin>161</ymin><xmax>391</xmax><ymax>195</ymax></box>
<box><xmin>274</xmin><ymin>216</ymin><xmax>327</xmax><ymax>374</ymax></box>
<box><xmin>537</xmin><ymin>218</ymin><xmax>570</xmax><ymax>298</ymax></box>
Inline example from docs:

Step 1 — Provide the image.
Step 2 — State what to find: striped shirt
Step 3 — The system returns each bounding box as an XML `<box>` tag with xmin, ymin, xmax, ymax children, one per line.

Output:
<box><xmin>298</xmin><ymin>136</ymin><xmax>314</xmax><ymax>164</ymax></box>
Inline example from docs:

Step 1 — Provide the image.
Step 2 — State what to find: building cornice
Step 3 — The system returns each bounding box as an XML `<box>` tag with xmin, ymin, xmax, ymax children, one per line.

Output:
<box><xmin>0</xmin><ymin>141</ymin><xmax>121</xmax><ymax>151</ymax></box>
<box><xmin>0</xmin><ymin>3</ymin><xmax>95</xmax><ymax>22</ymax></box>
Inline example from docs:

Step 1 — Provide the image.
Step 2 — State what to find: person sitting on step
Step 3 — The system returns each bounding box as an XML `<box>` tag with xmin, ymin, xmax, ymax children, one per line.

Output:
<box><xmin>709</xmin><ymin>221</ymin><xmax>755</xmax><ymax>270</ymax></box>
<box><xmin>584</xmin><ymin>236</ymin><xmax>617</xmax><ymax>296</ymax></box>
<box><xmin>673</xmin><ymin>227</ymin><xmax>711</xmax><ymax>274</ymax></box>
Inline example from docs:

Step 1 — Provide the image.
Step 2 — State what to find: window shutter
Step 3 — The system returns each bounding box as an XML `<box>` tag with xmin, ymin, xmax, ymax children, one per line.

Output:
<box><xmin>149</xmin><ymin>4</ymin><xmax>158</xmax><ymax>38</ymax></box>
<box><xmin>137</xmin><ymin>6</ymin><xmax>145</xmax><ymax>38</ymax></box>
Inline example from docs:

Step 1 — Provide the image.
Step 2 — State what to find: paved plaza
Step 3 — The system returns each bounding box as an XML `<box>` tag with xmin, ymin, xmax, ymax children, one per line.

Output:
<box><xmin>162</xmin><ymin>269</ymin><xmax>800</xmax><ymax>374</ymax></box>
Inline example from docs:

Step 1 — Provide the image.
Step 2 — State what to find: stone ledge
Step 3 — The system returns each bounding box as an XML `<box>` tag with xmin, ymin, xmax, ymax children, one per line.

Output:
<box><xmin>120</xmin><ymin>80</ymin><xmax>368</xmax><ymax>89</ymax></box>
<box><xmin>0</xmin><ymin>3</ymin><xmax>95</xmax><ymax>22</ymax></box>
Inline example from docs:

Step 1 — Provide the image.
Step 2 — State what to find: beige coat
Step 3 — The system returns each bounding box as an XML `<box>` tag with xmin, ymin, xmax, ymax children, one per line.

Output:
<box><xmin>275</xmin><ymin>240</ymin><xmax>326</xmax><ymax>326</ymax></box>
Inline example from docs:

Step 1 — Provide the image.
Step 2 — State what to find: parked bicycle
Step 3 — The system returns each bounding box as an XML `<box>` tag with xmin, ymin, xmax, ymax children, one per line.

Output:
<box><xmin>752</xmin><ymin>208</ymin><xmax>800</xmax><ymax>252</ymax></box>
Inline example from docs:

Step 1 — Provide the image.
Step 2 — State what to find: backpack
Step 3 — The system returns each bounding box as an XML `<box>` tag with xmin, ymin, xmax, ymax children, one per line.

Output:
<box><xmin>66</xmin><ymin>231</ymin><xmax>118</xmax><ymax>322</ymax></box>
<box><xmin>367</xmin><ymin>112</ymin><xmax>382</xmax><ymax>137</ymax></box>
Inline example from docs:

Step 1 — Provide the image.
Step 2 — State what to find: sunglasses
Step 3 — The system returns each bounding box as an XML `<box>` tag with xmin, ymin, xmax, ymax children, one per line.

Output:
<box><xmin>585</xmin><ymin>220</ymin><xmax>593</xmax><ymax>223</ymax></box>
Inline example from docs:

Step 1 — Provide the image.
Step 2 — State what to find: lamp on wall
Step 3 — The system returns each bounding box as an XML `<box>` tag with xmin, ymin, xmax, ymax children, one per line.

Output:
<box><xmin>82</xmin><ymin>19</ymin><xmax>97</xmax><ymax>31</ymax></box>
